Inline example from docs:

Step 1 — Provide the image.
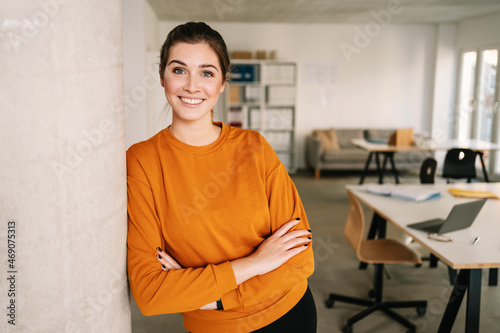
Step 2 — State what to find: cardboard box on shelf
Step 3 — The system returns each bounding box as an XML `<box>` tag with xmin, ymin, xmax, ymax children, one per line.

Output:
<box><xmin>255</xmin><ymin>50</ymin><xmax>267</xmax><ymax>59</ymax></box>
<box><xmin>231</xmin><ymin>51</ymin><xmax>252</xmax><ymax>59</ymax></box>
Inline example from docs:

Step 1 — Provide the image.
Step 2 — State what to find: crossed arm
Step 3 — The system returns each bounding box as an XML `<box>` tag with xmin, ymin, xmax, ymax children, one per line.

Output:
<box><xmin>155</xmin><ymin>218</ymin><xmax>311</xmax><ymax>310</ymax></box>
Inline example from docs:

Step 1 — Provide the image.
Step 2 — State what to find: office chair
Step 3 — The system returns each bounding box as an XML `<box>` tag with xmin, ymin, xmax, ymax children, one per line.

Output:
<box><xmin>442</xmin><ymin>148</ymin><xmax>476</xmax><ymax>183</ymax></box>
<box><xmin>326</xmin><ymin>191</ymin><xmax>427</xmax><ymax>333</ymax></box>
<box><xmin>419</xmin><ymin>157</ymin><xmax>437</xmax><ymax>184</ymax></box>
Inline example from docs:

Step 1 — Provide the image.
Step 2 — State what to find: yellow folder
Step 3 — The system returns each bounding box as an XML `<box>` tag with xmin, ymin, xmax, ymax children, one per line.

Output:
<box><xmin>448</xmin><ymin>188</ymin><xmax>500</xmax><ymax>200</ymax></box>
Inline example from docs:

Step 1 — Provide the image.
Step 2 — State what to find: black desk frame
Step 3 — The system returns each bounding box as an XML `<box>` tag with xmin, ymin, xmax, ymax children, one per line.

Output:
<box><xmin>359</xmin><ymin>152</ymin><xmax>400</xmax><ymax>185</ymax></box>
<box><xmin>358</xmin><ymin>150</ymin><xmax>490</xmax><ymax>185</ymax></box>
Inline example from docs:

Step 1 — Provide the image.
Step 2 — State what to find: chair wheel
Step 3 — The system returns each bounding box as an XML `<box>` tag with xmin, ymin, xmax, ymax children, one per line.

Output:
<box><xmin>342</xmin><ymin>324</ymin><xmax>353</xmax><ymax>333</ymax></box>
<box><xmin>417</xmin><ymin>305</ymin><xmax>426</xmax><ymax>316</ymax></box>
<box><xmin>415</xmin><ymin>263</ymin><xmax>422</xmax><ymax>268</ymax></box>
<box><xmin>368</xmin><ymin>289</ymin><xmax>375</xmax><ymax>298</ymax></box>
<box><xmin>325</xmin><ymin>297</ymin><xmax>335</xmax><ymax>308</ymax></box>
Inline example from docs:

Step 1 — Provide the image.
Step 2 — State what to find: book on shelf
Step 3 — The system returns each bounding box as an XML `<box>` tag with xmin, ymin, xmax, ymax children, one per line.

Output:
<box><xmin>365</xmin><ymin>185</ymin><xmax>442</xmax><ymax>202</ymax></box>
<box><xmin>228</xmin><ymin>106</ymin><xmax>246</xmax><ymax>128</ymax></box>
<box><xmin>230</xmin><ymin>64</ymin><xmax>259</xmax><ymax>82</ymax></box>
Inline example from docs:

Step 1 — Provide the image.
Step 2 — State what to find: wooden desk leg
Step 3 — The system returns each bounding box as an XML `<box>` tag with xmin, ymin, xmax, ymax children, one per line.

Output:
<box><xmin>375</xmin><ymin>152</ymin><xmax>383</xmax><ymax>184</ymax></box>
<box><xmin>359</xmin><ymin>152</ymin><xmax>374</xmax><ymax>185</ymax></box>
<box><xmin>387</xmin><ymin>152</ymin><xmax>400</xmax><ymax>184</ymax></box>
<box><xmin>477</xmin><ymin>152</ymin><xmax>489</xmax><ymax>182</ymax></box>
<box><xmin>466</xmin><ymin>269</ymin><xmax>481</xmax><ymax>333</ymax></box>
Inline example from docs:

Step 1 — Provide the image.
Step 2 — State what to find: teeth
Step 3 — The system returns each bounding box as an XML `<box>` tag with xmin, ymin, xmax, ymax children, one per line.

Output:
<box><xmin>181</xmin><ymin>97</ymin><xmax>203</xmax><ymax>105</ymax></box>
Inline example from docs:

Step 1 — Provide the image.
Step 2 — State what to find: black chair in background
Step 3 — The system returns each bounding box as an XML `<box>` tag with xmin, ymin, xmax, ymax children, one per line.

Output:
<box><xmin>419</xmin><ymin>157</ymin><xmax>437</xmax><ymax>184</ymax></box>
<box><xmin>442</xmin><ymin>148</ymin><xmax>476</xmax><ymax>183</ymax></box>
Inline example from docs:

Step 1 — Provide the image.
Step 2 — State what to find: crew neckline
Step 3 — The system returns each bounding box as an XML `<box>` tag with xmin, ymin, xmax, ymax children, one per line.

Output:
<box><xmin>161</xmin><ymin>122</ymin><xmax>229</xmax><ymax>155</ymax></box>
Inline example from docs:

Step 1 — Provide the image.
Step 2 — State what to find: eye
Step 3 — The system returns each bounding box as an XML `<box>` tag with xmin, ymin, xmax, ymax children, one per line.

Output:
<box><xmin>173</xmin><ymin>68</ymin><xmax>185</xmax><ymax>75</ymax></box>
<box><xmin>201</xmin><ymin>71</ymin><xmax>214</xmax><ymax>77</ymax></box>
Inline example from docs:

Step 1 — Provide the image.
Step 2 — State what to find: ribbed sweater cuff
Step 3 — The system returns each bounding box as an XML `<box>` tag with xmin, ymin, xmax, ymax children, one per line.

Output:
<box><xmin>213</xmin><ymin>261</ymin><xmax>238</xmax><ymax>297</ymax></box>
<box><xmin>221</xmin><ymin>288</ymin><xmax>243</xmax><ymax>310</ymax></box>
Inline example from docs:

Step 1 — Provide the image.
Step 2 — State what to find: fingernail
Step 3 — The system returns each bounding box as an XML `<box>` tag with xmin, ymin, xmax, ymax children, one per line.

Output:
<box><xmin>307</xmin><ymin>229</ymin><xmax>311</xmax><ymax>233</ymax></box>
<box><xmin>304</xmin><ymin>244</ymin><xmax>308</xmax><ymax>247</ymax></box>
<box><xmin>157</xmin><ymin>247</ymin><xmax>163</xmax><ymax>252</ymax></box>
<box><xmin>157</xmin><ymin>255</ymin><xmax>162</xmax><ymax>259</ymax></box>
<box><xmin>295</xmin><ymin>218</ymin><xmax>301</xmax><ymax>222</ymax></box>
<box><xmin>307</xmin><ymin>237</ymin><xmax>312</xmax><ymax>240</ymax></box>
<box><xmin>162</xmin><ymin>264</ymin><xmax>166</xmax><ymax>269</ymax></box>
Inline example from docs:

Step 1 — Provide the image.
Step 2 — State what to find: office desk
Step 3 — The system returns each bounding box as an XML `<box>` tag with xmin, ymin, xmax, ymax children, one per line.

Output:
<box><xmin>346</xmin><ymin>183</ymin><xmax>500</xmax><ymax>333</ymax></box>
<box><xmin>351</xmin><ymin>138</ymin><xmax>500</xmax><ymax>184</ymax></box>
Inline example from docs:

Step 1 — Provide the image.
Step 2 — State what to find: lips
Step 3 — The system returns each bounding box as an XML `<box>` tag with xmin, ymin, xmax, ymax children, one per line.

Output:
<box><xmin>180</xmin><ymin>97</ymin><xmax>204</xmax><ymax>105</ymax></box>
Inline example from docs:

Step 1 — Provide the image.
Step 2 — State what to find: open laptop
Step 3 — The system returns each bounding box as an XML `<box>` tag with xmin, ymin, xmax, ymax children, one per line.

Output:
<box><xmin>407</xmin><ymin>199</ymin><xmax>487</xmax><ymax>234</ymax></box>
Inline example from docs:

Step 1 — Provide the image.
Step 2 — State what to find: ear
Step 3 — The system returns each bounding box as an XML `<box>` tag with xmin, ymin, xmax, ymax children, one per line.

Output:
<box><xmin>160</xmin><ymin>78</ymin><xmax>165</xmax><ymax>87</ymax></box>
<box><xmin>219</xmin><ymin>80</ymin><xmax>226</xmax><ymax>94</ymax></box>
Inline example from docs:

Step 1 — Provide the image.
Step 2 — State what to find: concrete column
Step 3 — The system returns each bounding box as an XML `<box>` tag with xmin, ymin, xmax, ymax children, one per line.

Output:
<box><xmin>0</xmin><ymin>1</ymin><xmax>131</xmax><ymax>332</ymax></box>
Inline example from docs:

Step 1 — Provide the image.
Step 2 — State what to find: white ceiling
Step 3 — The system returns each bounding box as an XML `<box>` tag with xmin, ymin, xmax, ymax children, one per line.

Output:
<box><xmin>147</xmin><ymin>0</ymin><xmax>500</xmax><ymax>24</ymax></box>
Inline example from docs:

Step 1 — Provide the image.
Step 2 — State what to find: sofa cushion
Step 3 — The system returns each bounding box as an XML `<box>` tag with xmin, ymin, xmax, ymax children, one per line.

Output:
<box><xmin>322</xmin><ymin>149</ymin><xmax>367</xmax><ymax>162</ymax></box>
<box><xmin>313</xmin><ymin>129</ymin><xmax>340</xmax><ymax>150</ymax></box>
<box><xmin>335</xmin><ymin>129</ymin><xmax>365</xmax><ymax>148</ymax></box>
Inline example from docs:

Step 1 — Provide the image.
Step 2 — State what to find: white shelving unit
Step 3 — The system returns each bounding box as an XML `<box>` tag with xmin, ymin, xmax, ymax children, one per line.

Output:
<box><xmin>222</xmin><ymin>60</ymin><xmax>297</xmax><ymax>173</ymax></box>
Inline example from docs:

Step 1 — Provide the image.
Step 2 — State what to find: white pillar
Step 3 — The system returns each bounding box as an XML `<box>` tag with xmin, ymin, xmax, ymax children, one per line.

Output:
<box><xmin>0</xmin><ymin>1</ymin><xmax>131</xmax><ymax>332</ymax></box>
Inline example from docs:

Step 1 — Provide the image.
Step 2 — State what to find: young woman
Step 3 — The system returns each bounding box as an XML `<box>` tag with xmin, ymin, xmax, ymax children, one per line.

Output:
<box><xmin>126</xmin><ymin>22</ymin><xmax>316</xmax><ymax>333</ymax></box>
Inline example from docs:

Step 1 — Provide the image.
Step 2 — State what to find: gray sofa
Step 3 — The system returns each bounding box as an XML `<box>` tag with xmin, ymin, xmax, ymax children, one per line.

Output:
<box><xmin>305</xmin><ymin>128</ymin><xmax>430</xmax><ymax>178</ymax></box>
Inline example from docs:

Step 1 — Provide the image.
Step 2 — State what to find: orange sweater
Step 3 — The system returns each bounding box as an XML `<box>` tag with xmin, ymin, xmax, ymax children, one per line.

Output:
<box><xmin>126</xmin><ymin>123</ymin><xmax>314</xmax><ymax>332</ymax></box>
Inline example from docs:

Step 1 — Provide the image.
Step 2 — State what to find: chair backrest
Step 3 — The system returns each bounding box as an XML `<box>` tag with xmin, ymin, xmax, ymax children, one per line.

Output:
<box><xmin>344</xmin><ymin>191</ymin><xmax>365</xmax><ymax>257</ymax></box>
<box><xmin>419</xmin><ymin>158</ymin><xmax>437</xmax><ymax>184</ymax></box>
<box><xmin>442</xmin><ymin>148</ymin><xmax>476</xmax><ymax>182</ymax></box>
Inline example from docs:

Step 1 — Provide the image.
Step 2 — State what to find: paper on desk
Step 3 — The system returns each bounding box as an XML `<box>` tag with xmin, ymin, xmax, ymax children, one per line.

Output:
<box><xmin>365</xmin><ymin>185</ymin><xmax>442</xmax><ymax>202</ymax></box>
<box><xmin>448</xmin><ymin>188</ymin><xmax>500</xmax><ymax>199</ymax></box>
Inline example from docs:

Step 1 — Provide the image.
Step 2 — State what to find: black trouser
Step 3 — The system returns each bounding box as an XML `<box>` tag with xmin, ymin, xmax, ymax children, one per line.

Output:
<box><xmin>252</xmin><ymin>286</ymin><xmax>317</xmax><ymax>333</ymax></box>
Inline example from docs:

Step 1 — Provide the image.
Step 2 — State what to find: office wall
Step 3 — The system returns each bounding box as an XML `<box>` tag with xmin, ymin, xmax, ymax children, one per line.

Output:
<box><xmin>156</xmin><ymin>21</ymin><xmax>437</xmax><ymax>168</ymax></box>
<box><xmin>122</xmin><ymin>0</ymin><xmax>159</xmax><ymax>149</ymax></box>
<box><xmin>430</xmin><ymin>24</ymin><xmax>457</xmax><ymax>141</ymax></box>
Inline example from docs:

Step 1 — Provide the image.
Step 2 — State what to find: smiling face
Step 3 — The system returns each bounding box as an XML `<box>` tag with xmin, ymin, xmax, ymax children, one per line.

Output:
<box><xmin>161</xmin><ymin>42</ymin><xmax>226</xmax><ymax>125</ymax></box>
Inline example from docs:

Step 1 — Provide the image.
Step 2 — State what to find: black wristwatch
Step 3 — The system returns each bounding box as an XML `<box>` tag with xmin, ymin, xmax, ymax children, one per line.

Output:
<box><xmin>216</xmin><ymin>299</ymin><xmax>224</xmax><ymax>311</ymax></box>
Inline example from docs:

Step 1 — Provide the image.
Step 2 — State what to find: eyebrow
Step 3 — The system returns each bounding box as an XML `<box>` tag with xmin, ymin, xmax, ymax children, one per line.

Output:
<box><xmin>168</xmin><ymin>60</ymin><xmax>219</xmax><ymax>72</ymax></box>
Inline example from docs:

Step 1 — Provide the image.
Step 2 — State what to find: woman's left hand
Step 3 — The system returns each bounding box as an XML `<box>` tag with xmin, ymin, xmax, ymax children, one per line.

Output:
<box><xmin>156</xmin><ymin>247</ymin><xmax>182</xmax><ymax>271</ymax></box>
<box><xmin>156</xmin><ymin>247</ymin><xmax>218</xmax><ymax>310</ymax></box>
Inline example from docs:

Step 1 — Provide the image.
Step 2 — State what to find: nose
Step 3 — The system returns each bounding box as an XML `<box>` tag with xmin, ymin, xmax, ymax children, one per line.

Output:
<box><xmin>184</xmin><ymin>74</ymin><xmax>200</xmax><ymax>93</ymax></box>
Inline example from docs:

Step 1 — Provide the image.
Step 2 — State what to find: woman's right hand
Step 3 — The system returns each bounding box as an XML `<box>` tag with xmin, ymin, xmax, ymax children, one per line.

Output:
<box><xmin>248</xmin><ymin>218</ymin><xmax>311</xmax><ymax>276</ymax></box>
<box><xmin>230</xmin><ymin>218</ymin><xmax>311</xmax><ymax>285</ymax></box>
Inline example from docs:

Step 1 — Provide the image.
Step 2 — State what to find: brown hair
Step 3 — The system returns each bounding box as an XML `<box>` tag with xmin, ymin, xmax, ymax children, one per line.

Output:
<box><xmin>159</xmin><ymin>22</ymin><xmax>230</xmax><ymax>83</ymax></box>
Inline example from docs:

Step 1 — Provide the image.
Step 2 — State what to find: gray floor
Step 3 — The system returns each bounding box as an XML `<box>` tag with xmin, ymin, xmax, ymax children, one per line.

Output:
<box><xmin>130</xmin><ymin>171</ymin><xmax>500</xmax><ymax>332</ymax></box>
